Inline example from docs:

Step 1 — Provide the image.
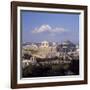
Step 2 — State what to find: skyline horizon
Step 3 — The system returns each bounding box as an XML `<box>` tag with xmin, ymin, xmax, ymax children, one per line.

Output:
<box><xmin>22</xmin><ymin>40</ymin><xmax>79</xmax><ymax>45</ymax></box>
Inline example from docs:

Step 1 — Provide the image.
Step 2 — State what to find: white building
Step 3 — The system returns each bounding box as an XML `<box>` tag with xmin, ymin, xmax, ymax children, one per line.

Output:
<box><xmin>40</xmin><ymin>41</ymin><xmax>49</xmax><ymax>48</ymax></box>
<box><xmin>31</xmin><ymin>44</ymin><xmax>38</xmax><ymax>49</ymax></box>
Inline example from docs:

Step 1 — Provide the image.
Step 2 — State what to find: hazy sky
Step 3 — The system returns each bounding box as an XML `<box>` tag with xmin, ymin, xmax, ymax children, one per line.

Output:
<box><xmin>21</xmin><ymin>10</ymin><xmax>79</xmax><ymax>44</ymax></box>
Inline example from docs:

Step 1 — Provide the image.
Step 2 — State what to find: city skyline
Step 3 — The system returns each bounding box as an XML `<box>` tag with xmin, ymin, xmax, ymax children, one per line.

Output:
<box><xmin>21</xmin><ymin>10</ymin><xmax>79</xmax><ymax>44</ymax></box>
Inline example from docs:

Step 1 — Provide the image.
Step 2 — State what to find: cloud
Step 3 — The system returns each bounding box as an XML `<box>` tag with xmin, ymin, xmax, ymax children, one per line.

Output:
<box><xmin>32</xmin><ymin>24</ymin><xmax>51</xmax><ymax>33</ymax></box>
<box><xmin>32</xmin><ymin>24</ymin><xmax>66</xmax><ymax>34</ymax></box>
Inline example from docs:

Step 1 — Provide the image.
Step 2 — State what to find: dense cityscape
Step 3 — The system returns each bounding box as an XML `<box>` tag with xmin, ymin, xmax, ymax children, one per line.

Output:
<box><xmin>21</xmin><ymin>40</ymin><xmax>79</xmax><ymax>78</ymax></box>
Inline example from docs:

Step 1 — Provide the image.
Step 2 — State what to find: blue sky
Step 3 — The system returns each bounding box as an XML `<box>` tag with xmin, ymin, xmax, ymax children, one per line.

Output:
<box><xmin>21</xmin><ymin>10</ymin><xmax>79</xmax><ymax>44</ymax></box>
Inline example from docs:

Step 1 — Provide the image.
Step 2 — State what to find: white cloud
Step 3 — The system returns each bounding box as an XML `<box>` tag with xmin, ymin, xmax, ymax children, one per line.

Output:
<box><xmin>51</xmin><ymin>27</ymin><xmax>66</xmax><ymax>33</ymax></box>
<box><xmin>32</xmin><ymin>24</ymin><xmax>51</xmax><ymax>33</ymax></box>
<box><xmin>32</xmin><ymin>24</ymin><xmax>66</xmax><ymax>34</ymax></box>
